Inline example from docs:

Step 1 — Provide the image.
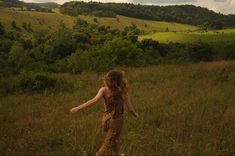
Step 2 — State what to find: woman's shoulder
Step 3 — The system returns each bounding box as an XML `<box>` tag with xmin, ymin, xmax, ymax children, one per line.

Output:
<box><xmin>100</xmin><ymin>86</ymin><xmax>112</xmax><ymax>99</ymax></box>
<box><xmin>99</xmin><ymin>86</ymin><xmax>109</xmax><ymax>94</ymax></box>
<box><xmin>101</xmin><ymin>86</ymin><xmax>110</xmax><ymax>91</ymax></box>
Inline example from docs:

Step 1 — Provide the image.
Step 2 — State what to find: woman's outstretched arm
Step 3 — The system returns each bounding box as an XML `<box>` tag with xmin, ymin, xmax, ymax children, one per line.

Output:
<box><xmin>125</xmin><ymin>93</ymin><xmax>139</xmax><ymax>118</ymax></box>
<box><xmin>70</xmin><ymin>87</ymin><xmax>104</xmax><ymax>113</ymax></box>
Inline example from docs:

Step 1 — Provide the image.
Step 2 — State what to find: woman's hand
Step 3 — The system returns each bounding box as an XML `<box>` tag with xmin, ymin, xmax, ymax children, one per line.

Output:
<box><xmin>134</xmin><ymin>112</ymin><xmax>139</xmax><ymax>118</ymax></box>
<box><xmin>70</xmin><ymin>107</ymin><xmax>80</xmax><ymax>113</ymax></box>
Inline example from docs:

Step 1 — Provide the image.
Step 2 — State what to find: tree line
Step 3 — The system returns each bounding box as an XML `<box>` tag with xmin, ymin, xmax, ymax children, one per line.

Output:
<box><xmin>60</xmin><ymin>1</ymin><xmax>235</xmax><ymax>29</ymax></box>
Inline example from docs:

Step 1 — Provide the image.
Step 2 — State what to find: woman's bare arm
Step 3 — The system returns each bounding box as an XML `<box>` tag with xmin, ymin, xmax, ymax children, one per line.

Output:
<box><xmin>125</xmin><ymin>93</ymin><xmax>139</xmax><ymax>118</ymax></box>
<box><xmin>70</xmin><ymin>87</ymin><xmax>104</xmax><ymax>113</ymax></box>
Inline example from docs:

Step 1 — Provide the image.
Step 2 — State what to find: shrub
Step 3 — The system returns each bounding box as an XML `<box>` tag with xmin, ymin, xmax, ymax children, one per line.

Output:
<box><xmin>18</xmin><ymin>72</ymin><xmax>73</xmax><ymax>91</ymax></box>
<box><xmin>67</xmin><ymin>49</ymin><xmax>90</xmax><ymax>74</ymax></box>
<box><xmin>187</xmin><ymin>42</ymin><xmax>213</xmax><ymax>62</ymax></box>
<box><xmin>103</xmin><ymin>38</ymin><xmax>145</xmax><ymax>67</ymax></box>
<box><xmin>8</xmin><ymin>42</ymin><xmax>32</xmax><ymax>70</ymax></box>
<box><xmin>0</xmin><ymin>22</ymin><xmax>5</xmax><ymax>37</ymax></box>
<box><xmin>0</xmin><ymin>72</ymin><xmax>73</xmax><ymax>95</ymax></box>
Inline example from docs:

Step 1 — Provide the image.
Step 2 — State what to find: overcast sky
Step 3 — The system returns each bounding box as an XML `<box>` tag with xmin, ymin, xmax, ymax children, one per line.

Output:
<box><xmin>23</xmin><ymin>0</ymin><xmax>235</xmax><ymax>15</ymax></box>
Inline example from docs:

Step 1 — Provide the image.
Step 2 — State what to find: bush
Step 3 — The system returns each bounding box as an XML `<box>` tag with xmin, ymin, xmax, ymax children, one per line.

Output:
<box><xmin>213</xmin><ymin>44</ymin><xmax>235</xmax><ymax>60</ymax></box>
<box><xmin>0</xmin><ymin>22</ymin><xmax>5</xmax><ymax>37</ymax></box>
<box><xmin>18</xmin><ymin>72</ymin><xmax>73</xmax><ymax>91</ymax></box>
<box><xmin>67</xmin><ymin>49</ymin><xmax>90</xmax><ymax>74</ymax></box>
<box><xmin>8</xmin><ymin>42</ymin><xmax>32</xmax><ymax>70</ymax></box>
<box><xmin>187</xmin><ymin>42</ymin><xmax>213</xmax><ymax>62</ymax></box>
<box><xmin>47</xmin><ymin>59</ymin><xmax>68</xmax><ymax>73</ymax></box>
<box><xmin>103</xmin><ymin>38</ymin><xmax>145</xmax><ymax>67</ymax></box>
<box><xmin>0</xmin><ymin>77</ymin><xmax>17</xmax><ymax>95</ymax></box>
<box><xmin>0</xmin><ymin>72</ymin><xmax>73</xmax><ymax>95</ymax></box>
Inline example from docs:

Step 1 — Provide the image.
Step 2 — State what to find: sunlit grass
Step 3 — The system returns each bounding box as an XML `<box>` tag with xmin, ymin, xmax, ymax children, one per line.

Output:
<box><xmin>139</xmin><ymin>28</ymin><xmax>235</xmax><ymax>43</ymax></box>
<box><xmin>80</xmin><ymin>15</ymin><xmax>199</xmax><ymax>32</ymax></box>
<box><xmin>0</xmin><ymin>8</ymin><xmax>198</xmax><ymax>33</ymax></box>
<box><xmin>0</xmin><ymin>8</ymin><xmax>75</xmax><ymax>31</ymax></box>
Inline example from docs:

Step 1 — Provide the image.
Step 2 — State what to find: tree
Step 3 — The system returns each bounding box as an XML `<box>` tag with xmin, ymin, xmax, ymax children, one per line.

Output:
<box><xmin>11</xmin><ymin>20</ymin><xmax>17</xmax><ymax>29</ymax></box>
<box><xmin>93</xmin><ymin>18</ymin><xmax>98</xmax><ymax>23</ymax></box>
<box><xmin>73</xmin><ymin>18</ymin><xmax>88</xmax><ymax>29</ymax></box>
<box><xmin>28</xmin><ymin>23</ymin><xmax>32</xmax><ymax>32</ymax></box>
<box><xmin>166</xmin><ymin>27</ymin><xmax>169</xmax><ymax>32</ymax></box>
<box><xmin>116</xmin><ymin>17</ymin><xmax>120</xmax><ymax>22</ymax></box>
<box><xmin>33</xmin><ymin>29</ymin><xmax>48</xmax><ymax>45</ymax></box>
<box><xmin>22</xmin><ymin>22</ymin><xmax>27</xmax><ymax>30</ymax></box>
<box><xmin>67</xmin><ymin>49</ymin><xmax>90</xmax><ymax>74</ymax></box>
<box><xmin>8</xmin><ymin>42</ymin><xmax>32</xmax><ymax>70</ymax></box>
<box><xmin>103</xmin><ymin>38</ymin><xmax>145</xmax><ymax>67</ymax></box>
<box><xmin>88</xmin><ymin>46</ymin><xmax>115</xmax><ymax>76</ymax></box>
<box><xmin>0</xmin><ymin>23</ymin><xmax>5</xmax><ymax>38</ymax></box>
<box><xmin>187</xmin><ymin>42</ymin><xmax>213</xmax><ymax>62</ymax></box>
<box><xmin>138</xmin><ymin>39</ymin><xmax>163</xmax><ymax>64</ymax></box>
<box><xmin>48</xmin><ymin>28</ymin><xmax>76</xmax><ymax>61</ymax></box>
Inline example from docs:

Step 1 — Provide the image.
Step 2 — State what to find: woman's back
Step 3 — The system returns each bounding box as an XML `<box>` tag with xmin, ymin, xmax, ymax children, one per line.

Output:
<box><xmin>103</xmin><ymin>87</ymin><xmax>124</xmax><ymax>118</ymax></box>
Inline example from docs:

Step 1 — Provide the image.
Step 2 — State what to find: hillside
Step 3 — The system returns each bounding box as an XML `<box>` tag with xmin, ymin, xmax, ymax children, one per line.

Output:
<box><xmin>0</xmin><ymin>8</ymin><xmax>75</xmax><ymax>31</ymax></box>
<box><xmin>0</xmin><ymin>0</ymin><xmax>57</xmax><ymax>12</ymax></box>
<box><xmin>79</xmin><ymin>15</ymin><xmax>198</xmax><ymax>32</ymax></box>
<box><xmin>60</xmin><ymin>1</ymin><xmax>235</xmax><ymax>29</ymax></box>
<box><xmin>0</xmin><ymin>8</ymin><xmax>198</xmax><ymax>32</ymax></box>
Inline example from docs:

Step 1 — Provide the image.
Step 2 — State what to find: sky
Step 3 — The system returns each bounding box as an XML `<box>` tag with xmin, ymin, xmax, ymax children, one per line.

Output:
<box><xmin>22</xmin><ymin>0</ymin><xmax>235</xmax><ymax>15</ymax></box>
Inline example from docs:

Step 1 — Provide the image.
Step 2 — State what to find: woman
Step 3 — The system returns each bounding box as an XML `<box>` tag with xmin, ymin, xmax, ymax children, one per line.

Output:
<box><xmin>70</xmin><ymin>70</ymin><xmax>139</xmax><ymax>156</ymax></box>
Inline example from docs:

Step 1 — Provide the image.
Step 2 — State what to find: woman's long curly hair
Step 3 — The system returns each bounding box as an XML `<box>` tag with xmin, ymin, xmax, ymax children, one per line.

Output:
<box><xmin>104</xmin><ymin>70</ymin><xmax>128</xmax><ymax>104</ymax></box>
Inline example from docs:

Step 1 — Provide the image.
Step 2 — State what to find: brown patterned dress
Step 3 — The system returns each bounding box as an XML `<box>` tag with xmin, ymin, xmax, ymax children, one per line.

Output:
<box><xmin>96</xmin><ymin>95</ymin><xmax>124</xmax><ymax>156</ymax></box>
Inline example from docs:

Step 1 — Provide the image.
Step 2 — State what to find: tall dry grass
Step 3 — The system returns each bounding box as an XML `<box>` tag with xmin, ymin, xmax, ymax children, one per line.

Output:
<box><xmin>1</xmin><ymin>61</ymin><xmax>235</xmax><ymax>155</ymax></box>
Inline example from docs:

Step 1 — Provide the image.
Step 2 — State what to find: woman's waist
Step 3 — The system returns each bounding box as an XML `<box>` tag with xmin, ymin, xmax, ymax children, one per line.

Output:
<box><xmin>103</xmin><ymin>110</ymin><xmax>124</xmax><ymax>118</ymax></box>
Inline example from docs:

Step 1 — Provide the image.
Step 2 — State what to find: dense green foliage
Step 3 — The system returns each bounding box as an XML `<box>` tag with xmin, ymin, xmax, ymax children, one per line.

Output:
<box><xmin>60</xmin><ymin>1</ymin><xmax>235</xmax><ymax>29</ymax></box>
<box><xmin>0</xmin><ymin>19</ymin><xmax>235</xmax><ymax>78</ymax></box>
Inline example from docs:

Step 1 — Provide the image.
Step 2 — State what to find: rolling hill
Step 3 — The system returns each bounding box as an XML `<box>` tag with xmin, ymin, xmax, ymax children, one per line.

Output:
<box><xmin>0</xmin><ymin>8</ymin><xmax>198</xmax><ymax>33</ymax></box>
<box><xmin>1</xmin><ymin>8</ymin><xmax>234</xmax><ymax>44</ymax></box>
<box><xmin>0</xmin><ymin>8</ymin><xmax>75</xmax><ymax>31</ymax></box>
<box><xmin>79</xmin><ymin>15</ymin><xmax>198</xmax><ymax>32</ymax></box>
<box><xmin>60</xmin><ymin>1</ymin><xmax>235</xmax><ymax>29</ymax></box>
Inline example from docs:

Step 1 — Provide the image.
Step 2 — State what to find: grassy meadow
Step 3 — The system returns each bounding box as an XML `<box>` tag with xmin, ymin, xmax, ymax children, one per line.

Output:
<box><xmin>1</xmin><ymin>61</ymin><xmax>235</xmax><ymax>155</ymax></box>
<box><xmin>139</xmin><ymin>28</ymin><xmax>235</xmax><ymax>43</ymax></box>
<box><xmin>0</xmin><ymin>8</ymin><xmax>198</xmax><ymax>33</ymax></box>
<box><xmin>79</xmin><ymin>15</ymin><xmax>199</xmax><ymax>32</ymax></box>
<box><xmin>0</xmin><ymin>8</ymin><xmax>75</xmax><ymax>31</ymax></box>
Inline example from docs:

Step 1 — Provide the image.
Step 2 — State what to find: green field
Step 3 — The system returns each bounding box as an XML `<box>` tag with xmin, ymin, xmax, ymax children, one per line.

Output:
<box><xmin>1</xmin><ymin>61</ymin><xmax>235</xmax><ymax>155</ymax></box>
<box><xmin>139</xmin><ymin>28</ymin><xmax>235</xmax><ymax>43</ymax></box>
<box><xmin>0</xmin><ymin>8</ymin><xmax>198</xmax><ymax>32</ymax></box>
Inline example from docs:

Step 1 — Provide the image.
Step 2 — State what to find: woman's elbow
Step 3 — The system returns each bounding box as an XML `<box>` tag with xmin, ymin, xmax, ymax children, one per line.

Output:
<box><xmin>128</xmin><ymin>109</ymin><xmax>134</xmax><ymax>113</ymax></box>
